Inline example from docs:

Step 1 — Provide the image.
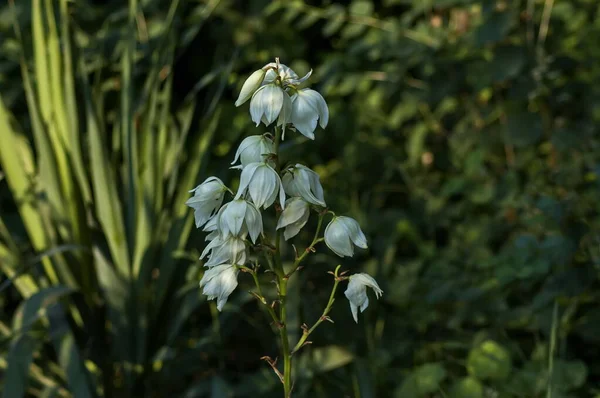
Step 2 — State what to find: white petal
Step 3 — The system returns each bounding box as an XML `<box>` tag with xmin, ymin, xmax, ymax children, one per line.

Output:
<box><xmin>231</xmin><ymin>135</ymin><xmax>261</xmax><ymax>165</ymax></box>
<box><xmin>221</xmin><ymin>200</ymin><xmax>247</xmax><ymax>237</ymax></box>
<box><xmin>249</xmin><ymin>165</ymin><xmax>276</xmax><ymax>209</ymax></box>
<box><xmin>350</xmin><ymin>302</ymin><xmax>359</xmax><ymax>323</ymax></box>
<box><xmin>277</xmin><ymin>92</ymin><xmax>293</xmax><ymax>139</ymax></box>
<box><xmin>276</xmin><ymin>198</ymin><xmax>309</xmax><ymax>229</ymax></box>
<box><xmin>291</xmin><ymin>93</ymin><xmax>318</xmax><ymax>139</ymax></box>
<box><xmin>235</xmin><ymin>69</ymin><xmax>266</xmax><ymax>107</ymax></box>
<box><xmin>324</xmin><ymin>218</ymin><xmax>354</xmax><ymax>257</ymax></box>
<box><xmin>245</xmin><ymin>202</ymin><xmax>263</xmax><ymax>243</ymax></box>
<box><xmin>339</xmin><ymin>216</ymin><xmax>368</xmax><ymax>249</ymax></box>
<box><xmin>235</xmin><ymin>162</ymin><xmax>261</xmax><ymax>200</ymax></box>
<box><xmin>283</xmin><ymin>206</ymin><xmax>310</xmax><ymax>240</ymax></box>
<box><xmin>250</xmin><ymin>86</ymin><xmax>268</xmax><ymax>126</ymax></box>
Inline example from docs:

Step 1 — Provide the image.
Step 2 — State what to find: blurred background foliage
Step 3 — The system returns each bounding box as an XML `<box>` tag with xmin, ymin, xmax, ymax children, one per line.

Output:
<box><xmin>0</xmin><ymin>0</ymin><xmax>599</xmax><ymax>397</ymax></box>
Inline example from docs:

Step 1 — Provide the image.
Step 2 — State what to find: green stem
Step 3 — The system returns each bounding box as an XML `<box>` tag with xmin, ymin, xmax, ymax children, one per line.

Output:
<box><xmin>286</xmin><ymin>212</ymin><xmax>326</xmax><ymax>277</ymax></box>
<box><xmin>291</xmin><ymin>265</ymin><xmax>343</xmax><ymax>354</ymax></box>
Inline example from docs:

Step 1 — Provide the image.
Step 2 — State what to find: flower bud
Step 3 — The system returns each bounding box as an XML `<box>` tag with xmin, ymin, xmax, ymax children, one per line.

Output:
<box><xmin>216</xmin><ymin>199</ymin><xmax>263</xmax><ymax>243</ymax></box>
<box><xmin>344</xmin><ymin>273</ymin><xmax>383</xmax><ymax>323</ymax></box>
<box><xmin>282</xmin><ymin>164</ymin><xmax>326</xmax><ymax>207</ymax></box>
<box><xmin>235</xmin><ymin>69</ymin><xmax>266</xmax><ymax>107</ymax></box>
<box><xmin>235</xmin><ymin>162</ymin><xmax>285</xmax><ymax>210</ymax></box>
<box><xmin>185</xmin><ymin>177</ymin><xmax>228</xmax><ymax>228</ymax></box>
<box><xmin>200</xmin><ymin>235</ymin><xmax>247</xmax><ymax>267</ymax></box>
<box><xmin>324</xmin><ymin>216</ymin><xmax>368</xmax><ymax>257</ymax></box>
<box><xmin>200</xmin><ymin>264</ymin><xmax>239</xmax><ymax>311</ymax></box>
<box><xmin>290</xmin><ymin>88</ymin><xmax>329</xmax><ymax>139</ymax></box>
<box><xmin>231</xmin><ymin>135</ymin><xmax>274</xmax><ymax>168</ymax></box>
<box><xmin>276</xmin><ymin>198</ymin><xmax>310</xmax><ymax>240</ymax></box>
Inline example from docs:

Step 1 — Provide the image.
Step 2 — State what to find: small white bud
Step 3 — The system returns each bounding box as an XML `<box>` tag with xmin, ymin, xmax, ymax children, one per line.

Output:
<box><xmin>290</xmin><ymin>89</ymin><xmax>329</xmax><ymax>139</ymax></box>
<box><xmin>185</xmin><ymin>177</ymin><xmax>228</xmax><ymax>228</ymax></box>
<box><xmin>324</xmin><ymin>216</ymin><xmax>368</xmax><ymax>257</ymax></box>
<box><xmin>282</xmin><ymin>164</ymin><xmax>326</xmax><ymax>207</ymax></box>
<box><xmin>276</xmin><ymin>198</ymin><xmax>310</xmax><ymax>240</ymax></box>
<box><xmin>200</xmin><ymin>264</ymin><xmax>239</xmax><ymax>311</ymax></box>
<box><xmin>235</xmin><ymin>162</ymin><xmax>285</xmax><ymax>210</ymax></box>
<box><xmin>344</xmin><ymin>273</ymin><xmax>383</xmax><ymax>323</ymax></box>
<box><xmin>235</xmin><ymin>69</ymin><xmax>267</xmax><ymax>107</ymax></box>
<box><xmin>231</xmin><ymin>135</ymin><xmax>275</xmax><ymax>168</ymax></box>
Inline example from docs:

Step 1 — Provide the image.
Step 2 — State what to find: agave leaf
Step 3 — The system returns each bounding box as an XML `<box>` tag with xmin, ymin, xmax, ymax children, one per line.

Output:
<box><xmin>2</xmin><ymin>334</ymin><xmax>38</xmax><ymax>398</ymax></box>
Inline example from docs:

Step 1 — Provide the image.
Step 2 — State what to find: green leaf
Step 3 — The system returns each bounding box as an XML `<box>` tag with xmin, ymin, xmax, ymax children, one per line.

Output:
<box><xmin>467</xmin><ymin>340</ymin><xmax>512</xmax><ymax>381</ymax></box>
<box><xmin>449</xmin><ymin>377</ymin><xmax>484</xmax><ymax>398</ymax></box>
<box><xmin>2</xmin><ymin>335</ymin><xmax>38</xmax><ymax>398</ymax></box>
<box><xmin>505</xmin><ymin>105</ymin><xmax>543</xmax><ymax>148</ymax></box>
<box><xmin>475</xmin><ymin>11</ymin><xmax>514</xmax><ymax>46</ymax></box>
<box><xmin>310</xmin><ymin>346</ymin><xmax>354</xmax><ymax>373</ymax></box>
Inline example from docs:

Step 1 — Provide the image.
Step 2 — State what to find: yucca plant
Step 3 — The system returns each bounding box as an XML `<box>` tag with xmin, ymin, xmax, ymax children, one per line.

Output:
<box><xmin>0</xmin><ymin>0</ymin><xmax>231</xmax><ymax>396</ymax></box>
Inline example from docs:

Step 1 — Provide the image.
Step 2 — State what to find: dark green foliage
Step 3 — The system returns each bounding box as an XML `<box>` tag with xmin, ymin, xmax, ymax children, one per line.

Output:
<box><xmin>1</xmin><ymin>0</ymin><xmax>600</xmax><ymax>397</ymax></box>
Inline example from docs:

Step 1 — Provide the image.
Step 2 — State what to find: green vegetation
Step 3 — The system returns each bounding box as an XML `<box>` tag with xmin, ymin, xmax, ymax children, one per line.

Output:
<box><xmin>1</xmin><ymin>0</ymin><xmax>599</xmax><ymax>397</ymax></box>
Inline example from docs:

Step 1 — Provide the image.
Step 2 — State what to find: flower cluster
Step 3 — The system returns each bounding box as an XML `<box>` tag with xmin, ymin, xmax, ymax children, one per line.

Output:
<box><xmin>235</xmin><ymin>60</ymin><xmax>329</xmax><ymax>140</ymax></box>
<box><xmin>187</xmin><ymin>59</ymin><xmax>382</xmax><ymax>322</ymax></box>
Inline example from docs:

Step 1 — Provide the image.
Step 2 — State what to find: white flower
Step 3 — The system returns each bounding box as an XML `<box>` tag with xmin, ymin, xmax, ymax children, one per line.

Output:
<box><xmin>235</xmin><ymin>69</ymin><xmax>267</xmax><ymax>107</ymax></box>
<box><xmin>203</xmin><ymin>215</ymin><xmax>219</xmax><ymax>241</ymax></box>
<box><xmin>250</xmin><ymin>84</ymin><xmax>292</xmax><ymax>127</ymax></box>
<box><xmin>324</xmin><ymin>216</ymin><xmax>368</xmax><ymax>257</ymax></box>
<box><xmin>185</xmin><ymin>177</ymin><xmax>228</xmax><ymax>228</ymax></box>
<box><xmin>276</xmin><ymin>198</ymin><xmax>310</xmax><ymax>240</ymax></box>
<box><xmin>231</xmin><ymin>135</ymin><xmax>275</xmax><ymax>169</ymax></box>
<box><xmin>282</xmin><ymin>164</ymin><xmax>326</xmax><ymax>207</ymax></box>
<box><xmin>216</xmin><ymin>199</ymin><xmax>263</xmax><ymax>243</ymax></box>
<box><xmin>234</xmin><ymin>162</ymin><xmax>285</xmax><ymax>210</ymax></box>
<box><xmin>200</xmin><ymin>264</ymin><xmax>239</xmax><ymax>311</ymax></box>
<box><xmin>344</xmin><ymin>273</ymin><xmax>383</xmax><ymax>323</ymax></box>
<box><xmin>290</xmin><ymin>89</ymin><xmax>329</xmax><ymax>140</ymax></box>
<box><xmin>200</xmin><ymin>235</ymin><xmax>247</xmax><ymax>267</ymax></box>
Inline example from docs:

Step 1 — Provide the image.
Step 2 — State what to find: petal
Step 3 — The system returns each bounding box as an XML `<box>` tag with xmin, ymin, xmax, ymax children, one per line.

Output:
<box><xmin>249</xmin><ymin>165</ymin><xmax>276</xmax><ymax>209</ymax></box>
<box><xmin>249</xmin><ymin>86</ymin><xmax>268</xmax><ymax>126</ymax></box>
<box><xmin>216</xmin><ymin>267</ymin><xmax>239</xmax><ymax>311</ymax></box>
<box><xmin>222</xmin><ymin>200</ymin><xmax>247</xmax><ymax>237</ymax></box>
<box><xmin>277</xmin><ymin>92</ymin><xmax>293</xmax><ymax>139</ymax></box>
<box><xmin>324</xmin><ymin>218</ymin><xmax>354</xmax><ymax>257</ymax></box>
<box><xmin>350</xmin><ymin>301</ymin><xmax>359</xmax><ymax>323</ymax></box>
<box><xmin>276</xmin><ymin>198</ymin><xmax>309</xmax><ymax>229</ymax></box>
<box><xmin>286</xmin><ymin>69</ymin><xmax>312</xmax><ymax>85</ymax></box>
<box><xmin>283</xmin><ymin>207</ymin><xmax>310</xmax><ymax>240</ymax></box>
<box><xmin>235</xmin><ymin>162</ymin><xmax>261</xmax><ymax>200</ymax></box>
<box><xmin>235</xmin><ymin>69</ymin><xmax>266</xmax><ymax>107</ymax></box>
<box><xmin>245</xmin><ymin>202</ymin><xmax>263</xmax><ymax>243</ymax></box>
<box><xmin>231</xmin><ymin>135</ymin><xmax>262</xmax><ymax>165</ymax></box>
<box><xmin>261</xmin><ymin>84</ymin><xmax>284</xmax><ymax>125</ymax></box>
<box><xmin>291</xmin><ymin>93</ymin><xmax>318</xmax><ymax>139</ymax></box>
<box><xmin>339</xmin><ymin>216</ymin><xmax>368</xmax><ymax>249</ymax></box>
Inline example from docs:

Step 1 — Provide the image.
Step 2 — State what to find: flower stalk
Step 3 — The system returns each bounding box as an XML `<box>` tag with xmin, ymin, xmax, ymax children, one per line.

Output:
<box><xmin>187</xmin><ymin>59</ymin><xmax>381</xmax><ymax>397</ymax></box>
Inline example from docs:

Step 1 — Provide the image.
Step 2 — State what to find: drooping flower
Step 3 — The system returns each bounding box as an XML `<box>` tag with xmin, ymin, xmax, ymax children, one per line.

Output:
<box><xmin>250</xmin><ymin>84</ymin><xmax>292</xmax><ymax>127</ymax></box>
<box><xmin>231</xmin><ymin>135</ymin><xmax>275</xmax><ymax>169</ymax></box>
<box><xmin>290</xmin><ymin>89</ymin><xmax>329</xmax><ymax>140</ymax></box>
<box><xmin>235</xmin><ymin>69</ymin><xmax>267</xmax><ymax>107</ymax></box>
<box><xmin>344</xmin><ymin>273</ymin><xmax>383</xmax><ymax>323</ymax></box>
<box><xmin>186</xmin><ymin>177</ymin><xmax>228</xmax><ymax>228</ymax></box>
<box><xmin>216</xmin><ymin>199</ymin><xmax>263</xmax><ymax>243</ymax></box>
<box><xmin>276</xmin><ymin>198</ymin><xmax>310</xmax><ymax>240</ymax></box>
<box><xmin>234</xmin><ymin>162</ymin><xmax>286</xmax><ymax>210</ymax></box>
<box><xmin>200</xmin><ymin>235</ymin><xmax>247</xmax><ymax>267</ymax></box>
<box><xmin>199</xmin><ymin>264</ymin><xmax>239</xmax><ymax>311</ymax></box>
<box><xmin>324</xmin><ymin>216</ymin><xmax>368</xmax><ymax>257</ymax></box>
<box><xmin>282</xmin><ymin>164</ymin><xmax>326</xmax><ymax>207</ymax></box>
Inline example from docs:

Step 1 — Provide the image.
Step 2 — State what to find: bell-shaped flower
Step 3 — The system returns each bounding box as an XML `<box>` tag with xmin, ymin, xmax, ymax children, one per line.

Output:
<box><xmin>186</xmin><ymin>177</ymin><xmax>228</xmax><ymax>228</ymax></box>
<box><xmin>203</xmin><ymin>215</ymin><xmax>219</xmax><ymax>241</ymax></box>
<box><xmin>344</xmin><ymin>273</ymin><xmax>383</xmax><ymax>323</ymax></box>
<box><xmin>235</xmin><ymin>69</ymin><xmax>267</xmax><ymax>107</ymax></box>
<box><xmin>250</xmin><ymin>84</ymin><xmax>293</xmax><ymax>127</ymax></box>
<box><xmin>290</xmin><ymin>89</ymin><xmax>329</xmax><ymax>140</ymax></box>
<box><xmin>200</xmin><ymin>264</ymin><xmax>239</xmax><ymax>311</ymax></box>
<box><xmin>231</xmin><ymin>135</ymin><xmax>275</xmax><ymax>169</ymax></box>
<box><xmin>216</xmin><ymin>199</ymin><xmax>263</xmax><ymax>243</ymax></box>
<box><xmin>200</xmin><ymin>234</ymin><xmax>247</xmax><ymax>267</ymax></box>
<box><xmin>282</xmin><ymin>164</ymin><xmax>326</xmax><ymax>207</ymax></box>
<box><xmin>276</xmin><ymin>198</ymin><xmax>310</xmax><ymax>240</ymax></box>
<box><xmin>234</xmin><ymin>162</ymin><xmax>285</xmax><ymax>210</ymax></box>
<box><xmin>324</xmin><ymin>216</ymin><xmax>368</xmax><ymax>257</ymax></box>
